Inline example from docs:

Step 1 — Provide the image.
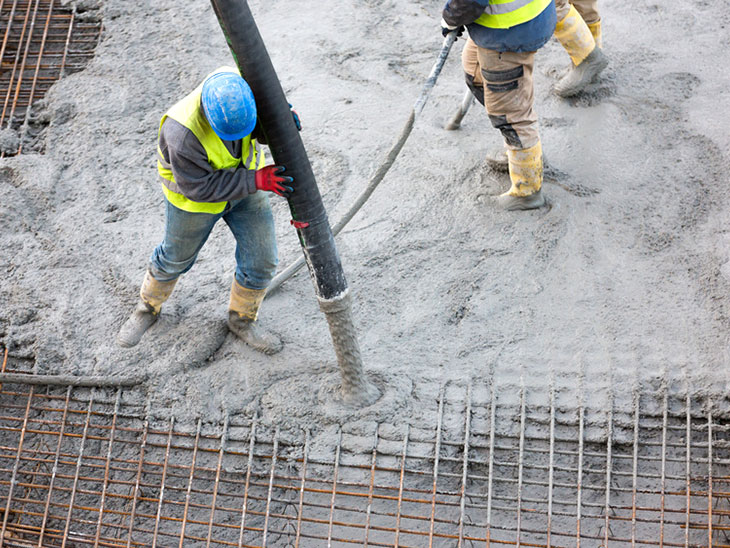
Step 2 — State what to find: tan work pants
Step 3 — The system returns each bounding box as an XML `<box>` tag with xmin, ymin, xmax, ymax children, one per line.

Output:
<box><xmin>555</xmin><ymin>0</ymin><xmax>600</xmax><ymax>24</ymax></box>
<box><xmin>461</xmin><ymin>38</ymin><xmax>539</xmax><ymax>150</ymax></box>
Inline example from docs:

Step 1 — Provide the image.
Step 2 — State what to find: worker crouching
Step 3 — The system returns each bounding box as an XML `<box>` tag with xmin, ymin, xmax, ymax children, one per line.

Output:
<box><xmin>442</xmin><ymin>0</ymin><xmax>556</xmax><ymax>210</ymax></box>
<box><xmin>117</xmin><ymin>67</ymin><xmax>296</xmax><ymax>354</ymax></box>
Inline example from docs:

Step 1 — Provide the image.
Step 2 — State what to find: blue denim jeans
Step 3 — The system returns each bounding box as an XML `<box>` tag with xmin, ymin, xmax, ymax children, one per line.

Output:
<box><xmin>149</xmin><ymin>193</ymin><xmax>277</xmax><ymax>290</ymax></box>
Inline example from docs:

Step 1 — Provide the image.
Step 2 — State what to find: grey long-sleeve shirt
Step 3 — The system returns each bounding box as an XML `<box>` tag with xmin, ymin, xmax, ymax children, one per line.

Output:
<box><xmin>158</xmin><ymin>117</ymin><xmax>264</xmax><ymax>203</ymax></box>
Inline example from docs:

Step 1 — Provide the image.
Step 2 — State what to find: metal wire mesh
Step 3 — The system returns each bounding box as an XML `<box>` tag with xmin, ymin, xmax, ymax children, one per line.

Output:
<box><xmin>0</xmin><ymin>349</ymin><xmax>728</xmax><ymax>547</ymax></box>
<box><xmin>0</xmin><ymin>0</ymin><xmax>102</xmax><ymax>156</ymax></box>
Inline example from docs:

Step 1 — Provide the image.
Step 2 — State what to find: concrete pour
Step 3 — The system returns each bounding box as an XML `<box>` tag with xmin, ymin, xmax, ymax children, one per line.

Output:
<box><xmin>1</xmin><ymin>0</ymin><xmax>730</xmax><ymax>438</ymax></box>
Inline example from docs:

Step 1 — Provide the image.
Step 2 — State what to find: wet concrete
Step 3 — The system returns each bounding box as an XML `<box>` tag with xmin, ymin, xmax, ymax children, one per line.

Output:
<box><xmin>0</xmin><ymin>0</ymin><xmax>729</xmax><ymax>435</ymax></box>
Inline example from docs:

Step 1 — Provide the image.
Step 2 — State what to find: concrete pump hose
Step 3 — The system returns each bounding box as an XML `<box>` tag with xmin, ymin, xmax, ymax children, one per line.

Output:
<box><xmin>266</xmin><ymin>32</ymin><xmax>457</xmax><ymax>297</ymax></box>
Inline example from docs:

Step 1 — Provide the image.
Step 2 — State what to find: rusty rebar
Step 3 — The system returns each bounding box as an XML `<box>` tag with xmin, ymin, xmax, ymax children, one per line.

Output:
<box><xmin>0</xmin><ymin>378</ymin><xmax>727</xmax><ymax>548</ymax></box>
<box><xmin>516</xmin><ymin>374</ymin><xmax>526</xmax><ymax>546</ymax></box>
<box><xmin>577</xmin><ymin>366</ymin><xmax>585</xmax><ymax>547</ymax></box>
<box><xmin>262</xmin><ymin>426</ymin><xmax>279</xmax><ymax>547</ymax></box>
<box><xmin>294</xmin><ymin>428</ymin><xmax>310</xmax><ymax>548</ymax></box>
<box><xmin>38</xmin><ymin>385</ymin><xmax>72</xmax><ymax>547</ymax></box>
<box><xmin>94</xmin><ymin>389</ymin><xmax>122</xmax><ymax>548</ymax></box>
<box><xmin>428</xmin><ymin>384</ymin><xmax>445</xmax><ymax>547</ymax></box>
<box><xmin>326</xmin><ymin>427</ymin><xmax>342</xmax><ymax>547</ymax></box>
<box><xmin>604</xmin><ymin>384</ymin><xmax>614</xmax><ymax>548</ymax></box>
<box><xmin>0</xmin><ymin>0</ymin><xmax>101</xmax><ymax>155</ymax></box>
<box><xmin>178</xmin><ymin>418</ymin><xmax>202</xmax><ymax>548</ymax></box>
<box><xmin>660</xmin><ymin>386</ymin><xmax>668</xmax><ymax>548</ymax></box>
<box><xmin>238</xmin><ymin>416</ymin><xmax>257</xmax><ymax>548</ymax></box>
<box><xmin>457</xmin><ymin>384</ymin><xmax>471</xmax><ymax>548</ymax></box>
<box><xmin>206</xmin><ymin>414</ymin><xmax>229</xmax><ymax>548</ymax></box>
<box><xmin>364</xmin><ymin>427</ymin><xmax>378</xmax><ymax>547</ymax></box>
<box><xmin>0</xmin><ymin>384</ymin><xmax>34</xmax><ymax>541</ymax></box>
<box><xmin>393</xmin><ymin>424</ymin><xmax>409</xmax><ymax>547</ymax></box>
<box><xmin>708</xmin><ymin>403</ymin><xmax>714</xmax><ymax>546</ymax></box>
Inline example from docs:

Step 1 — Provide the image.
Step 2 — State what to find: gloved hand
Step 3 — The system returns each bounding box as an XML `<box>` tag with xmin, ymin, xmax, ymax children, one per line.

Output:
<box><xmin>255</xmin><ymin>165</ymin><xmax>294</xmax><ymax>198</ymax></box>
<box><xmin>289</xmin><ymin>103</ymin><xmax>302</xmax><ymax>131</ymax></box>
<box><xmin>440</xmin><ymin>18</ymin><xmax>464</xmax><ymax>38</ymax></box>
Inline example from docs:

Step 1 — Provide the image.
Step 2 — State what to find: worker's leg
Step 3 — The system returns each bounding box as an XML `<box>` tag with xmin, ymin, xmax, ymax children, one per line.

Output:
<box><xmin>222</xmin><ymin>192</ymin><xmax>282</xmax><ymax>355</ymax></box>
<box><xmin>117</xmin><ymin>201</ymin><xmax>220</xmax><ymax>348</ymax></box>
<box><xmin>461</xmin><ymin>37</ymin><xmax>486</xmax><ymax>106</ymax></box>
<box><xmin>148</xmin><ymin>201</ymin><xmax>220</xmax><ymax>281</ymax></box>
<box><xmin>462</xmin><ymin>38</ymin><xmax>513</xmax><ymax>171</ymax></box>
<box><xmin>570</xmin><ymin>0</ymin><xmax>601</xmax><ymax>45</ymax></box>
<box><xmin>478</xmin><ymin>48</ymin><xmax>544</xmax><ymax>211</ymax></box>
<box><xmin>553</xmin><ymin>1</ymin><xmax>607</xmax><ymax>97</ymax></box>
<box><xmin>555</xmin><ymin>0</ymin><xmax>572</xmax><ymax>21</ymax></box>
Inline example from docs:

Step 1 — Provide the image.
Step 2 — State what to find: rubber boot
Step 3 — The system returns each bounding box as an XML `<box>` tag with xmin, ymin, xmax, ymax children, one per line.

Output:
<box><xmin>228</xmin><ymin>279</ymin><xmax>283</xmax><ymax>355</ymax></box>
<box><xmin>117</xmin><ymin>271</ymin><xmax>177</xmax><ymax>348</ymax></box>
<box><xmin>553</xmin><ymin>6</ymin><xmax>608</xmax><ymax>97</ymax></box>
<box><xmin>498</xmin><ymin>141</ymin><xmax>545</xmax><ymax>211</ymax></box>
<box><xmin>487</xmin><ymin>147</ymin><xmax>550</xmax><ymax>173</ymax></box>
<box><xmin>587</xmin><ymin>19</ymin><xmax>602</xmax><ymax>48</ymax></box>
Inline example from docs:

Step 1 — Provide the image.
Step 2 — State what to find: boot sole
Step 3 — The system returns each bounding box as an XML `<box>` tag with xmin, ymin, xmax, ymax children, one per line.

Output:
<box><xmin>497</xmin><ymin>190</ymin><xmax>546</xmax><ymax>211</ymax></box>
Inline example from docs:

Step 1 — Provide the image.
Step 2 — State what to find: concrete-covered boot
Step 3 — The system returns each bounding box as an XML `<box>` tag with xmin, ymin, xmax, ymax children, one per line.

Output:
<box><xmin>487</xmin><ymin>147</ymin><xmax>549</xmax><ymax>173</ymax></box>
<box><xmin>497</xmin><ymin>141</ymin><xmax>545</xmax><ymax>211</ymax></box>
<box><xmin>553</xmin><ymin>5</ymin><xmax>608</xmax><ymax>97</ymax></box>
<box><xmin>228</xmin><ymin>279</ymin><xmax>283</xmax><ymax>355</ymax></box>
<box><xmin>117</xmin><ymin>271</ymin><xmax>177</xmax><ymax>348</ymax></box>
<box><xmin>587</xmin><ymin>19</ymin><xmax>603</xmax><ymax>48</ymax></box>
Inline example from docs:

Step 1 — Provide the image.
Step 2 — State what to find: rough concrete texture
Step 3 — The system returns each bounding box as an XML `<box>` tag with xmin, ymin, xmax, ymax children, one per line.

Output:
<box><xmin>1</xmin><ymin>0</ymin><xmax>729</xmax><ymax>433</ymax></box>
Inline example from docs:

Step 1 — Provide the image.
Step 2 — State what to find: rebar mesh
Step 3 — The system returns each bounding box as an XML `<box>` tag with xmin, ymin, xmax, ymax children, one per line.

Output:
<box><xmin>0</xmin><ymin>0</ymin><xmax>102</xmax><ymax>156</ymax></box>
<box><xmin>0</xmin><ymin>354</ymin><xmax>728</xmax><ymax>547</ymax></box>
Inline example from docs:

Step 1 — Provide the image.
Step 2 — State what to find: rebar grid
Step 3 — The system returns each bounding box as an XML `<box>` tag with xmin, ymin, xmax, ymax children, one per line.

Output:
<box><xmin>0</xmin><ymin>0</ymin><xmax>102</xmax><ymax>156</ymax></box>
<box><xmin>0</xmin><ymin>369</ymin><xmax>729</xmax><ymax>547</ymax></box>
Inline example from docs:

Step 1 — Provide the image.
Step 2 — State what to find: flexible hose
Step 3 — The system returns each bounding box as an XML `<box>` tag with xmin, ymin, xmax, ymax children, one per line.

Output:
<box><xmin>266</xmin><ymin>32</ymin><xmax>458</xmax><ymax>297</ymax></box>
<box><xmin>212</xmin><ymin>0</ymin><xmax>348</xmax><ymax>300</ymax></box>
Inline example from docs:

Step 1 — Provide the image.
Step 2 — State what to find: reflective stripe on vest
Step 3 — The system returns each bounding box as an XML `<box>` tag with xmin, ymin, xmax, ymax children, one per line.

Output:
<box><xmin>474</xmin><ymin>0</ymin><xmax>551</xmax><ymax>29</ymax></box>
<box><xmin>157</xmin><ymin>77</ymin><xmax>264</xmax><ymax>215</ymax></box>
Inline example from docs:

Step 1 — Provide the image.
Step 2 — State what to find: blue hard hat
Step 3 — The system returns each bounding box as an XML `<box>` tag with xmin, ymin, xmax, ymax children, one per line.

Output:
<box><xmin>201</xmin><ymin>70</ymin><xmax>257</xmax><ymax>141</ymax></box>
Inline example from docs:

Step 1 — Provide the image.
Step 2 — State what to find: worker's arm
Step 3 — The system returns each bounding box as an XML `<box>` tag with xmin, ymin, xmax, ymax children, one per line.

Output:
<box><xmin>442</xmin><ymin>0</ymin><xmax>487</xmax><ymax>27</ymax></box>
<box><xmin>160</xmin><ymin>118</ymin><xmax>258</xmax><ymax>203</ymax></box>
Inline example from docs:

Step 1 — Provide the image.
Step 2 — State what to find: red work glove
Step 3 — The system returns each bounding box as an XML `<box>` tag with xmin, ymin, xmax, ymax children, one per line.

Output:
<box><xmin>255</xmin><ymin>165</ymin><xmax>294</xmax><ymax>198</ymax></box>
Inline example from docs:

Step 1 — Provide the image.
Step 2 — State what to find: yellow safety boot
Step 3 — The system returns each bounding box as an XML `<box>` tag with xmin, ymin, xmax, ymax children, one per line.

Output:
<box><xmin>228</xmin><ymin>279</ymin><xmax>282</xmax><ymax>355</ymax></box>
<box><xmin>587</xmin><ymin>19</ymin><xmax>602</xmax><ymax>48</ymax></box>
<box><xmin>498</xmin><ymin>142</ymin><xmax>545</xmax><ymax>211</ymax></box>
<box><xmin>117</xmin><ymin>271</ymin><xmax>177</xmax><ymax>348</ymax></box>
<box><xmin>486</xmin><ymin>146</ymin><xmax>549</xmax><ymax>173</ymax></box>
<box><xmin>554</xmin><ymin>5</ymin><xmax>608</xmax><ymax>97</ymax></box>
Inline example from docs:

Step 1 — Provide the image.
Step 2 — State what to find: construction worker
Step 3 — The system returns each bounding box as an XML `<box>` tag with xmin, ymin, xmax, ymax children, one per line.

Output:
<box><xmin>117</xmin><ymin>67</ymin><xmax>296</xmax><ymax>354</ymax></box>
<box><xmin>553</xmin><ymin>0</ymin><xmax>608</xmax><ymax>97</ymax></box>
<box><xmin>442</xmin><ymin>0</ymin><xmax>557</xmax><ymax>210</ymax></box>
<box><xmin>481</xmin><ymin>0</ymin><xmax>607</xmax><ymax>172</ymax></box>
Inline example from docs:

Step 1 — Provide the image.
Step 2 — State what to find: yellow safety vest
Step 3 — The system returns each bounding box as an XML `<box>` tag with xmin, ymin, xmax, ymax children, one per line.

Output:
<box><xmin>157</xmin><ymin>76</ymin><xmax>265</xmax><ymax>215</ymax></box>
<box><xmin>474</xmin><ymin>0</ymin><xmax>552</xmax><ymax>29</ymax></box>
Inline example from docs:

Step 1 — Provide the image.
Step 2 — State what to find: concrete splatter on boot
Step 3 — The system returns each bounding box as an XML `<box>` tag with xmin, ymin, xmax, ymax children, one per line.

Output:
<box><xmin>587</xmin><ymin>20</ymin><xmax>602</xmax><ymax>48</ymax></box>
<box><xmin>117</xmin><ymin>271</ymin><xmax>177</xmax><ymax>348</ymax></box>
<box><xmin>486</xmin><ymin>147</ymin><xmax>549</xmax><ymax>173</ymax></box>
<box><xmin>497</xmin><ymin>141</ymin><xmax>545</xmax><ymax>211</ymax></box>
<box><xmin>553</xmin><ymin>6</ymin><xmax>608</xmax><ymax>98</ymax></box>
<box><xmin>228</xmin><ymin>279</ymin><xmax>282</xmax><ymax>355</ymax></box>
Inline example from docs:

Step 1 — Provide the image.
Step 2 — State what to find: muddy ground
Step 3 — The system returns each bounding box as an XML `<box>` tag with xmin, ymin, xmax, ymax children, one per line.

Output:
<box><xmin>1</xmin><ymin>0</ymin><xmax>729</xmax><ymax>434</ymax></box>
